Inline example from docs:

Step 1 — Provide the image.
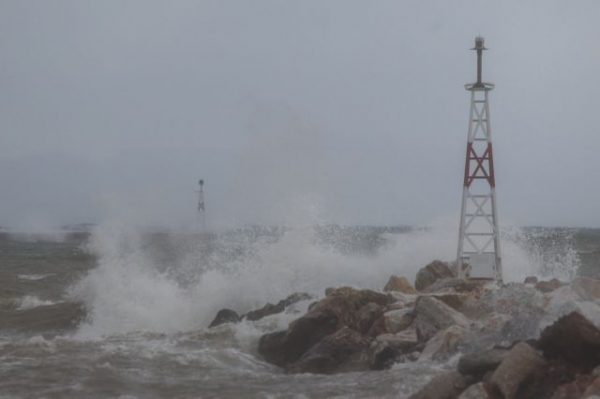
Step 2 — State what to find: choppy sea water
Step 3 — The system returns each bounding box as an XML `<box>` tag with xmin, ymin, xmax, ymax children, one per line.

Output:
<box><xmin>0</xmin><ymin>224</ymin><xmax>597</xmax><ymax>398</ymax></box>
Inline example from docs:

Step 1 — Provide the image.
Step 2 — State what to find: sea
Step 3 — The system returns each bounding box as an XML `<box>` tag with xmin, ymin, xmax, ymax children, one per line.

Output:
<box><xmin>0</xmin><ymin>223</ymin><xmax>598</xmax><ymax>398</ymax></box>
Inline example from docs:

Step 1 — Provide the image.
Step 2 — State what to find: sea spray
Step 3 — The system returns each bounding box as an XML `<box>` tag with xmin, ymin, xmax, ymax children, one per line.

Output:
<box><xmin>69</xmin><ymin>220</ymin><xmax>579</xmax><ymax>337</ymax></box>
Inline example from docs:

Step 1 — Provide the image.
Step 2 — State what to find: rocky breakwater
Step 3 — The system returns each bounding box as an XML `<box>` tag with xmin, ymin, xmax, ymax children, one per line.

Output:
<box><xmin>209</xmin><ymin>260</ymin><xmax>600</xmax><ymax>398</ymax></box>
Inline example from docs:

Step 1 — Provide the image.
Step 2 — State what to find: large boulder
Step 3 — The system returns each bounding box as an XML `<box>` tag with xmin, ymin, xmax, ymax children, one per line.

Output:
<box><xmin>414</xmin><ymin>296</ymin><xmax>470</xmax><ymax>342</ymax></box>
<box><xmin>490</xmin><ymin>342</ymin><xmax>546</xmax><ymax>399</ymax></box>
<box><xmin>244</xmin><ymin>292</ymin><xmax>311</xmax><ymax>321</ymax></box>
<box><xmin>415</xmin><ymin>261</ymin><xmax>455</xmax><ymax>292</ymax></box>
<box><xmin>409</xmin><ymin>370</ymin><xmax>473</xmax><ymax>399</ymax></box>
<box><xmin>258</xmin><ymin>287</ymin><xmax>393</xmax><ymax>369</ymax></box>
<box><xmin>369</xmin><ymin>329</ymin><xmax>419</xmax><ymax>370</ymax></box>
<box><xmin>537</xmin><ymin>311</ymin><xmax>600</xmax><ymax>371</ymax></box>
<box><xmin>419</xmin><ymin>325</ymin><xmax>467</xmax><ymax>361</ymax></box>
<box><xmin>209</xmin><ymin>309</ymin><xmax>241</xmax><ymax>327</ymax></box>
<box><xmin>258</xmin><ymin>310</ymin><xmax>338</xmax><ymax>367</ymax></box>
<box><xmin>457</xmin><ymin>348</ymin><xmax>508</xmax><ymax>377</ymax></box>
<box><xmin>384</xmin><ymin>275</ymin><xmax>417</xmax><ymax>294</ymax></box>
<box><xmin>286</xmin><ymin>327</ymin><xmax>371</xmax><ymax>374</ymax></box>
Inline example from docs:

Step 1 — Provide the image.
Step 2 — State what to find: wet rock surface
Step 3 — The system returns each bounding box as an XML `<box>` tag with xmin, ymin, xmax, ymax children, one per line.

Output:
<box><xmin>414</xmin><ymin>260</ymin><xmax>455</xmax><ymax>291</ymax></box>
<box><xmin>384</xmin><ymin>275</ymin><xmax>417</xmax><ymax>294</ymax></box>
<box><xmin>537</xmin><ymin>311</ymin><xmax>600</xmax><ymax>371</ymax></box>
<box><xmin>490</xmin><ymin>342</ymin><xmax>546</xmax><ymax>399</ymax></box>
<box><xmin>209</xmin><ymin>292</ymin><xmax>311</xmax><ymax>327</ymax></box>
<box><xmin>222</xmin><ymin>260</ymin><xmax>600</xmax><ymax>398</ymax></box>
<box><xmin>408</xmin><ymin>370</ymin><xmax>473</xmax><ymax>399</ymax></box>
<box><xmin>208</xmin><ymin>308</ymin><xmax>240</xmax><ymax>327</ymax></box>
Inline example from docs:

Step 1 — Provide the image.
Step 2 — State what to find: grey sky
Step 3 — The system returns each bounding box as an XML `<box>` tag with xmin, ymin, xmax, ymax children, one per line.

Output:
<box><xmin>0</xmin><ymin>1</ymin><xmax>599</xmax><ymax>229</ymax></box>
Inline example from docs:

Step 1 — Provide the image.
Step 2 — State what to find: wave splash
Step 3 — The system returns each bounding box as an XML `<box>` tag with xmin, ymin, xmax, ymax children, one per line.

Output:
<box><xmin>69</xmin><ymin>222</ymin><xmax>580</xmax><ymax>337</ymax></box>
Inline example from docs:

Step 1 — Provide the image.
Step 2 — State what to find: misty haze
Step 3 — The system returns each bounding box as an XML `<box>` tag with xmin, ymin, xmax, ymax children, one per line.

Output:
<box><xmin>1</xmin><ymin>2</ymin><xmax>599</xmax><ymax>398</ymax></box>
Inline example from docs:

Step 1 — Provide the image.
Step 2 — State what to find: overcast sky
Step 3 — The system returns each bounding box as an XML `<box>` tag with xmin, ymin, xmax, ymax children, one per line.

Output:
<box><xmin>0</xmin><ymin>1</ymin><xmax>599</xmax><ymax>229</ymax></box>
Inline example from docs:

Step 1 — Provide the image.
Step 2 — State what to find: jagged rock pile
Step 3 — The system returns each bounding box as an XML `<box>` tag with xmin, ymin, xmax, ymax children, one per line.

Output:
<box><xmin>208</xmin><ymin>261</ymin><xmax>600</xmax><ymax>398</ymax></box>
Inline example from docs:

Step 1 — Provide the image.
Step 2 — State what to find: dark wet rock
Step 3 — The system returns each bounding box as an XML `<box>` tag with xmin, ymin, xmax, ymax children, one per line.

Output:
<box><xmin>571</xmin><ymin>276</ymin><xmax>600</xmax><ymax>301</ymax></box>
<box><xmin>355</xmin><ymin>302</ymin><xmax>384</xmax><ymax>334</ymax></box>
<box><xmin>457</xmin><ymin>383</ymin><xmax>493</xmax><ymax>399</ymax></box>
<box><xmin>414</xmin><ymin>296</ymin><xmax>470</xmax><ymax>342</ymax></box>
<box><xmin>408</xmin><ymin>370</ymin><xmax>474</xmax><ymax>399</ymax></box>
<box><xmin>490</xmin><ymin>342</ymin><xmax>546</xmax><ymax>399</ymax></box>
<box><xmin>415</xmin><ymin>260</ymin><xmax>455</xmax><ymax>292</ymax></box>
<box><xmin>384</xmin><ymin>275</ymin><xmax>417</xmax><ymax>294</ymax></box>
<box><xmin>535</xmin><ymin>278</ymin><xmax>563</xmax><ymax>293</ymax></box>
<box><xmin>367</xmin><ymin>315</ymin><xmax>387</xmax><ymax>337</ymax></box>
<box><xmin>537</xmin><ymin>311</ymin><xmax>600</xmax><ymax>371</ymax></box>
<box><xmin>369</xmin><ymin>329</ymin><xmax>419</xmax><ymax>370</ymax></box>
<box><xmin>210</xmin><ymin>293</ymin><xmax>311</xmax><ymax>327</ymax></box>
<box><xmin>243</xmin><ymin>292</ymin><xmax>311</xmax><ymax>321</ymax></box>
<box><xmin>309</xmin><ymin>287</ymin><xmax>394</xmax><ymax>334</ymax></box>
<box><xmin>524</xmin><ymin>276</ymin><xmax>538</xmax><ymax>285</ymax></box>
<box><xmin>458</xmin><ymin>348</ymin><xmax>508</xmax><ymax>376</ymax></box>
<box><xmin>258</xmin><ymin>310</ymin><xmax>338</xmax><ymax>367</ymax></box>
<box><xmin>258</xmin><ymin>287</ymin><xmax>393</xmax><ymax>369</ymax></box>
<box><xmin>0</xmin><ymin>301</ymin><xmax>86</xmax><ymax>333</ymax></box>
<box><xmin>286</xmin><ymin>327</ymin><xmax>371</xmax><ymax>374</ymax></box>
<box><xmin>208</xmin><ymin>309</ymin><xmax>241</xmax><ymax>327</ymax></box>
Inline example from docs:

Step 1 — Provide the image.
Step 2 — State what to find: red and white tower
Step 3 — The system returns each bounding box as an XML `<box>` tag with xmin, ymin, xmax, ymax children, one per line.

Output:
<box><xmin>457</xmin><ymin>37</ymin><xmax>502</xmax><ymax>282</ymax></box>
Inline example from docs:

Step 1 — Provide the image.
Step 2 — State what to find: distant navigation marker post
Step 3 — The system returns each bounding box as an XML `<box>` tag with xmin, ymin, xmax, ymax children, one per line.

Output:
<box><xmin>197</xmin><ymin>179</ymin><xmax>206</xmax><ymax>231</ymax></box>
<box><xmin>457</xmin><ymin>37</ymin><xmax>502</xmax><ymax>282</ymax></box>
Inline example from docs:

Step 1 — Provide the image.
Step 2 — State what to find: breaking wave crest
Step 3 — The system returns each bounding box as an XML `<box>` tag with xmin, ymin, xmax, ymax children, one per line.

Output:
<box><xmin>69</xmin><ymin>221</ymin><xmax>580</xmax><ymax>337</ymax></box>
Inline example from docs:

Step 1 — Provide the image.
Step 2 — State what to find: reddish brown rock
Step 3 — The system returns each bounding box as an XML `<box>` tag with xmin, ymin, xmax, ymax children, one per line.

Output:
<box><xmin>538</xmin><ymin>312</ymin><xmax>600</xmax><ymax>371</ymax></box>
<box><xmin>286</xmin><ymin>327</ymin><xmax>371</xmax><ymax>374</ymax></box>
<box><xmin>384</xmin><ymin>275</ymin><xmax>417</xmax><ymax>294</ymax></box>
<box><xmin>490</xmin><ymin>342</ymin><xmax>546</xmax><ymax>399</ymax></box>
<box><xmin>383</xmin><ymin>308</ymin><xmax>414</xmax><ymax>333</ymax></box>
<box><xmin>258</xmin><ymin>287</ymin><xmax>393</xmax><ymax>370</ymax></box>
<box><xmin>415</xmin><ymin>260</ymin><xmax>455</xmax><ymax>292</ymax></box>
<box><xmin>419</xmin><ymin>325</ymin><xmax>467</xmax><ymax>361</ymax></box>
<box><xmin>408</xmin><ymin>370</ymin><xmax>473</xmax><ymax>399</ymax></box>
<box><xmin>535</xmin><ymin>278</ymin><xmax>563</xmax><ymax>293</ymax></box>
<box><xmin>414</xmin><ymin>296</ymin><xmax>470</xmax><ymax>342</ymax></box>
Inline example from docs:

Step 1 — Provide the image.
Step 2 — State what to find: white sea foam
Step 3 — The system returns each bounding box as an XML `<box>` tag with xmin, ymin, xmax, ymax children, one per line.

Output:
<box><xmin>16</xmin><ymin>296</ymin><xmax>56</xmax><ymax>310</ymax></box>
<box><xmin>17</xmin><ymin>274</ymin><xmax>54</xmax><ymax>281</ymax></box>
<box><xmin>69</xmin><ymin>219</ymin><xmax>580</xmax><ymax>337</ymax></box>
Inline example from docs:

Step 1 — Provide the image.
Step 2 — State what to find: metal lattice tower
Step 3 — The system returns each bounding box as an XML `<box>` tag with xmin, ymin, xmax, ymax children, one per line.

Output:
<box><xmin>457</xmin><ymin>37</ymin><xmax>502</xmax><ymax>282</ymax></box>
<box><xmin>197</xmin><ymin>179</ymin><xmax>206</xmax><ymax>231</ymax></box>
